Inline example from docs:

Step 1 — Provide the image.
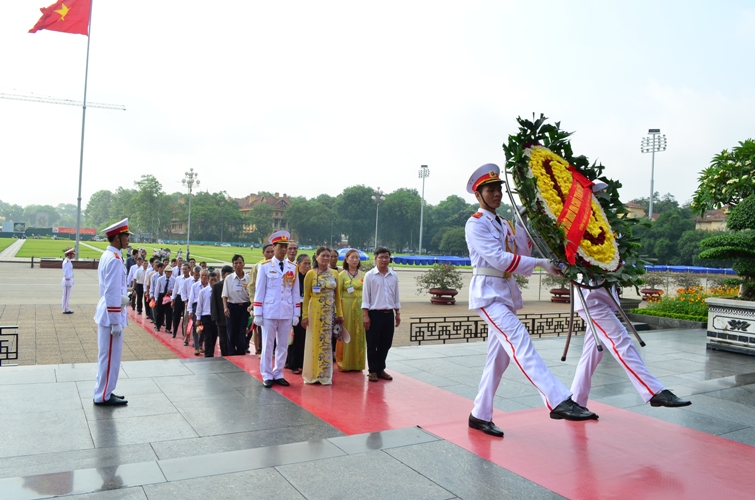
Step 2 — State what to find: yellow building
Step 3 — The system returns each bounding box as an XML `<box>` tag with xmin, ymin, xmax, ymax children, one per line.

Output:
<box><xmin>694</xmin><ymin>209</ymin><xmax>728</xmax><ymax>231</ymax></box>
<box><xmin>236</xmin><ymin>193</ymin><xmax>292</xmax><ymax>234</ymax></box>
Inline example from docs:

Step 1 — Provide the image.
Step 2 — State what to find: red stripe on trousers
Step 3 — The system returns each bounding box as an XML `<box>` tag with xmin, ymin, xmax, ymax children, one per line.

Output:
<box><xmin>102</xmin><ymin>333</ymin><xmax>114</xmax><ymax>402</ymax></box>
<box><xmin>592</xmin><ymin>318</ymin><xmax>655</xmax><ymax>396</ymax></box>
<box><xmin>481</xmin><ymin>307</ymin><xmax>553</xmax><ymax>411</ymax></box>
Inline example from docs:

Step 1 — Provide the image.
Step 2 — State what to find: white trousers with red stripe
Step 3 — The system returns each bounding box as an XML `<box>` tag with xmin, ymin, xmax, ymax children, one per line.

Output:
<box><xmin>261</xmin><ymin>318</ymin><xmax>291</xmax><ymax>381</ymax></box>
<box><xmin>571</xmin><ymin>307</ymin><xmax>663</xmax><ymax>407</ymax></box>
<box><xmin>62</xmin><ymin>284</ymin><xmax>72</xmax><ymax>313</ymax></box>
<box><xmin>93</xmin><ymin>324</ymin><xmax>124</xmax><ymax>403</ymax></box>
<box><xmin>472</xmin><ymin>302</ymin><xmax>572</xmax><ymax>421</ymax></box>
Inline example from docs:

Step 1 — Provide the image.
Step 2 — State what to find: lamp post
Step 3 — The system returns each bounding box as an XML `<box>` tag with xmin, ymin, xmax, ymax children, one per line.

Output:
<box><xmin>371</xmin><ymin>187</ymin><xmax>385</xmax><ymax>250</ymax></box>
<box><xmin>640</xmin><ymin>129</ymin><xmax>667</xmax><ymax>220</ymax></box>
<box><xmin>181</xmin><ymin>168</ymin><xmax>200</xmax><ymax>257</ymax></box>
<box><xmin>418</xmin><ymin>164</ymin><xmax>429</xmax><ymax>254</ymax></box>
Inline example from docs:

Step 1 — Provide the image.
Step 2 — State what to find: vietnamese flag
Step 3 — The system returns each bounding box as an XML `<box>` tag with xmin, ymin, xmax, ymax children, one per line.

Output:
<box><xmin>29</xmin><ymin>0</ymin><xmax>91</xmax><ymax>36</ymax></box>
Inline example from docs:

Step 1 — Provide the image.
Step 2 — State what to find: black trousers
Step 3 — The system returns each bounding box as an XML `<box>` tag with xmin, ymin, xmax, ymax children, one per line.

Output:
<box><xmin>366</xmin><ymin>310</ymin><xmax>395</xmax><ymax>374</ymax></box>
<box><xmin>172</xmin><ymin>296</ymin><xmax>185</xmax><ymax>334</ymax></box>
<box><xmin>286</xmin><ymin>315</ymin><xmax>306</xmax><ymax>370</ymax></box>
<box><xmin>216</xmin><ymin>320</ymin><xmax>228</xmax><ymax>356</ymax></box>
<box><xmin>226</xmin><ymin>302</ymin><xmax>250</xmax><ymax>356</ymax></box>
<box><xmin>201</xmin><ymin>315</ymin><xmax>218</xmax><ymax>357</ymax></box>
<box><xmin>135</xmin><ymin>284</ymin><xmax>144</xmax><ymax>313</ymax></box>
<box><xmin>144</xmin><ymin>289</ymin><xmax>152</xmax><ymax>319</ymax></box>
<box><xmin>155</xmin><ymin>294</ymin><xmax>172</xmax><ymax>330</ymax></box>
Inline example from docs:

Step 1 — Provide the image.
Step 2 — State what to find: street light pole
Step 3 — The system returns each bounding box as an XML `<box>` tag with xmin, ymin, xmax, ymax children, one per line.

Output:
<box><xmin>418</xmin><ymin>164</ymin><xmax>430</xmax><ymax>254</ymax></box>
<box><xmin>182</xmin><ymin>168</ymin><xmax>200</xmax><ymax>257</ymax></box>
<box><xmin>371</xmin><ymin>187</ymin><xmax>385</xmax><ymax>250</ymax></box>
<box><xmin>640</xmin><ymin>129</ymin><xmax>667</xmax><ymax>220</ymax></box>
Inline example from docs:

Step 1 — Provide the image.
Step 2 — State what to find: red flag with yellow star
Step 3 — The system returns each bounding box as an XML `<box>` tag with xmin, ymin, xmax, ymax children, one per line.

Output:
<box><xmin>29</xmin><ymin>0</ymin><xmax>91</xmax><ymax>36</ymax></box>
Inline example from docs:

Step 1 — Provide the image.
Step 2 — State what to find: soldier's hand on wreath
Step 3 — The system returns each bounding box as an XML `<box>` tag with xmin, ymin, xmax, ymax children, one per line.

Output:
<box><xmin>111</xmin><ymin>324</ymin><xmax>123</xmax><ymax>337</ymax></box>
<box><xmin>537</xmin><ymin>259</ymin><xmax>562</xmax><ymax>277</ymax></box>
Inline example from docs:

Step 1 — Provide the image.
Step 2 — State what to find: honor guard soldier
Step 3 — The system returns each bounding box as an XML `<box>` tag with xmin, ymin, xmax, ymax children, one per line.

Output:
<box><xmin>465</xmin><ymin>164</ymin><xmax>597</xmax><ymax>437</ymax></box>
<box><xmin>93</xmin><ymin>218</ymin><xmax>132</xmax><ymax>406</ymax></box>
<box><xmin>253</xmin><ymin>230</ymin><xmax>301</xmax><ymax>388</ymax></box>
<box><xmin>62</xmin><ymin>247</ymin><xmax>75</xmax><ymax>314</ymax></box>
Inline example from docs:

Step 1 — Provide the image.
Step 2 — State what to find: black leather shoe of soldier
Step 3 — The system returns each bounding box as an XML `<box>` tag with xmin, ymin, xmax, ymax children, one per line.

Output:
<box><xmin>468</xmin><ymin>413</ymin><xmax>504</xmax><ymax>437</ymax></box>
<box><xmin>550</xmin><ymin>398</ymin><xmax>599</xmax><ymax>420</ymax></box>
<box><xmin>274</xmin><ymin>378</ymin><xmax>290</xmax><ymax>386</ymax></box>
<box><xmin>94</xmin><ymin>397</ymin><xmax>128</xmax><ymax>406</ymax></box>
<box><xmin>650</xmin><ymin>389</ymin><xmax>691</xmax><ymax>407</ymax></box>
<box><xmin>263</xmin><ymin>379</ymin><xmax>273</xmax><ymax>388</ymax></box>
<box><xmin>111</xmin><ymin>393</ymin><xmax>125</xmax><ymax>400</ymax></box>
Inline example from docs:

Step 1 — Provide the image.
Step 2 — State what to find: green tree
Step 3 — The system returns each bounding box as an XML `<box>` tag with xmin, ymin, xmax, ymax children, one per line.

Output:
<box><xmin>314</xmin><ymin>194</ymin><xmax>337</xmax><ymax>210</ymax></box>
<box><xmin>247</xmin><ymin>204</ymin><xmax>274</xmax><ymax>243</ymax></box>
<box><xmin>632</xmin><ymin>207</ymin><xmax>695</xmax><ymax>264</ymax></box>
<box><xmin>23</xmin><ymin>204</ymin><xmax>60</xmax><ymax>227</ymax></box>
<box><xmin>439</xmin><ymin>227</ymin><xmax>468</xmax><ymax>255</ymax></box>
<box><xmin>0</xmin><ymin>200</ymin><xmax>24</xmax><ymax>222</ymax></box>
<box><xmin>677</xmin><ymin>229</ymin><xmax>733</xmax><ymax>267</ymax></box>
<box><xmin>84</xmin><ymin>190</ymin><xmax>113</xmax><ymax>227</ymax></box>
<box><xmin>186</xmin><ymin>191</ymin><xmax>244</xmax><ymax>241</ymax></box>
<box><xmin>629</xmin><ymin>192</ymin><xmax>679</xmax><ymax>216</ymax></box>
<box><xmin>334</xmin><ymin>185</ymin><xmax>376</xmax><ymax>248</ymax></box>
<box><xmin>381</xmin><ymin>188</ymin><xmax>421</xmax><ymax>251</ymax></box>
<box><xmin>109</xmin><ymin>188</ymin><xmax>137</xmax><ymax>228</ymax></box>
<box><xmin>425</xmin><ymin>195</ymin><xmax>478</xmax><ymax>253</ymax></box>
<box><xmin>692</xmin><ymin>139</ymin><xmax>755</xmax><ymax>214</ymax></box>
<box><xmin>285</xmin><ymin>200</ymin><xmax>336</xmax><ymax>245</ymax></box>
<box><xmin>132</xmin><ymin>175</ymin><xmax>166</xmax><ymax>237</ymax></box>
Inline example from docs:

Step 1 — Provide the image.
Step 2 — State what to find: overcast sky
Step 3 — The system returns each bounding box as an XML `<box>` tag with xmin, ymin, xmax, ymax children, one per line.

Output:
<box><xmin>1</xmin><ymin>1</ymin><xmax>753</xmax><ymax>211</ymax></box>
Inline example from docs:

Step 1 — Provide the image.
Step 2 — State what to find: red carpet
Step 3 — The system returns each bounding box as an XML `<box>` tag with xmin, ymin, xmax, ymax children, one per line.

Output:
<box><xmin>132</xmin><ymin>310</ymin><xmax>755</xmax><ymax>499</ymax></box>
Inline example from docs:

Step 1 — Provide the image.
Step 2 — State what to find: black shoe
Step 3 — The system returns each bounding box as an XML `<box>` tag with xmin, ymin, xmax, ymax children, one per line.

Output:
<box><xmin>263</xmin><ymin>379</ymin><xmax>273</xmax><ymax>388</ymax></box>
<box><xmin>274</xmin><ymin>378</ymin><xmax>290</xmax><ymax>386</ymax></box>
<box><xmin>63</xmin><ymin>311</ymin><xmax>74</xmax><ymax>314</ymax></box>
<box><xmin>111</xmin><ymin>393</ymin><xmax>125</xmax><ymax>400</ymax></box>
<box><xmin>94</xmin><ymin>396</ymin><xmax>128</xmax><ymax>406</ymax></box>
<box><xmin>550</xmin><ymin>398</ymin><xmax>599</xmax><ymax>421</ymax></box>
<box><xmin>172</xmin><ymin>333</ymin><xmax>176</xmax><ymax>338</ymax></box>
<box><xmin>166</xmin><ymin>329</ymin><xmax>172</xmax><ymax>334</ymax></box>
<box><xmin>649</xmin><ymin>389</ymin><xmax>691</xmax><ymax>407</ymax></box>
<box><xmin>468</xmin><ymin>413</ymin><xmax>504</xmax><ymax>437</ymax></box>
<box><xmin>155</xmin><ymin>327</ymin><xmax>160</xmax><ymax>332</ymax></box>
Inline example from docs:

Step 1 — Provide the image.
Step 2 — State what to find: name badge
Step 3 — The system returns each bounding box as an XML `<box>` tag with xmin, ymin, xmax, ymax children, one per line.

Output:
<box><xmin>347</xmin><ymin>286</ymin><xmax>355</xmax><ymax>294</ymax></box>
<box><xmin>268</xmin><ymin>271</ymin><xmax>277</xmax><ymax>278</ymax></box>
<box><xmin>312</xmin><ymin>286</ymin><xmax>321</xmax><ymax>293</ymax></box>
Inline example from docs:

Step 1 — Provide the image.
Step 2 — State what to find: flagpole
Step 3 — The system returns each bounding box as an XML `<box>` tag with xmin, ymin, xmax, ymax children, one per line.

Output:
<box><xmin>74</xmin><ymin>0</ymin><xmax>94</xmax><ymax>260</ymax></box>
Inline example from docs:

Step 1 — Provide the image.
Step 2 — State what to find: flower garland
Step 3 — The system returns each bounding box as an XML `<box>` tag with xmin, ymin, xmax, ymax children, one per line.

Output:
<box><xmin>502</xmin><ymin>115</ymin><xmax>649</xmax><ymax>289</ymax></box>
<box><xmin>526</xmin><ymin>147</ymin><xmax>620</xmax><ymax>271</ymax></box>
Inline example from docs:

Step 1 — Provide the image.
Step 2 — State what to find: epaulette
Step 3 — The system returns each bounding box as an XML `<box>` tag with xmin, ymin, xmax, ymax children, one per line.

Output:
<box><xmin>471</xmin><ymin>212</ymin><xmax>483</xmax><ymax>219</ymax></box>
<box><xmin>113</xmin><ymin>252</ymin><xmax>121</xmax><ymax>259</ymax></box>
<box><xmin>260</xmin><ymin>259</ymin><xmax>271</xmax><ymax>264</ymax></box>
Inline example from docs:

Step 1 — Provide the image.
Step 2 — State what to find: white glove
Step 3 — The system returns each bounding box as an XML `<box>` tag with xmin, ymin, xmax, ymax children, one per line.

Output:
<box><xmin>537</xmin><ymin>259</ymin><xmax>562</xmax><ymax>276</ymax></box>
<box><xmin>121</xmin><ymin>295</ymin><xmax>130</xmax><ymax>307</ymax></box>
<box><xmin>253</xmin><ymin>315</ymin><xmax>264</xmax><ymax>326</ymax></box>
<box><xmin>292</xmin><ymin>316</ymin><xmax>300</xmax><ymax>327</ymax></box>
<box><xmin>111</xmin><ymin>324</ymin><xmax>123</xmax><ymax>337</ymax></box>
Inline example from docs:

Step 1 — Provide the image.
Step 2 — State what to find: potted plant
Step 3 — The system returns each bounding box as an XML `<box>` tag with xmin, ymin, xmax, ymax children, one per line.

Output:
<box><xmin>416</xmin><ymin>264</ymin><xmax>464</xmax><ymax>305</ymax></box>
<box><xmin>640</xmin><ymin>273</ymin><xmax>666</xmax><ymax>302</ymax></box>
<box><xmin>542</xmin><ymin>273</ymin><xmax>571</xmax><ymax>303</ymax></box>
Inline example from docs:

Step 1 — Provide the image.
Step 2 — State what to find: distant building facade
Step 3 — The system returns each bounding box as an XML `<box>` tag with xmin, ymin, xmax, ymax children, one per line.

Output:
<box><xmin>694</xmin><ymin>209</ymin><xmax>728</xmax><ymax>231</ymax></box>
<box><xmin>236</xmin><ymin>192</ymin><xmax>292</xmax><ymax>234</ymax></box>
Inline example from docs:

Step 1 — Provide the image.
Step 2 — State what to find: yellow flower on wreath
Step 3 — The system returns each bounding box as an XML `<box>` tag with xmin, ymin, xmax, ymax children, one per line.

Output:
<box><xmin>526</xmin><ymin>147</ymin><xmax>620</xmax><ymax>271</ymax></box>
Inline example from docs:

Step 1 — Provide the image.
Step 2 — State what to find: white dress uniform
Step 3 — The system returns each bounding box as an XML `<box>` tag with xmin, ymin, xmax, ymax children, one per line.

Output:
<box><xmin>61</xmin><ymin>250</ymin><xmax>74</xmax><ymax>313</ymax></box>
<box><xmin>570</xmin><ymin>285</ymin><xmax>663</xmax><ymax>406</ymax></box>
<box><xmin>466</xmin><ymin>165</ymin><xmax>572</xmax><ymax>422</ymax></box>
<box><xmin>93</xmin><ymin>219</ymin><xmax>131</xmax><ymax>404</ymax></box>
<box><xmin>253</xmin><ymin>232</ymin><xmax>301</xmax><ymax>382</ymax></box>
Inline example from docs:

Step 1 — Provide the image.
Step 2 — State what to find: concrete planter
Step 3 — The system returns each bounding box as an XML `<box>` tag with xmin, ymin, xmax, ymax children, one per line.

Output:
<box><xmin>706</xmin><ymin>297</ymin><xmax>755</xmax><ymax>355</ymax></box>
<box><xmin>428</xmin><ymin>288</ymin><xmax>458</xmax><ymax>305</ymax></box>
<box><xmin>626</xmin><ymin>313</ymin><xmax>705</xmax><ymax>331</ymax></box>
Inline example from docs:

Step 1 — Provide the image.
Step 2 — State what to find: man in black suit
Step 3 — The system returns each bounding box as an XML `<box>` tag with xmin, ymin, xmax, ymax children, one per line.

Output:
<box><xmin>211</xmin><ymin>265</ymin><xmax>233</xmax><ymax>356</ymax></box>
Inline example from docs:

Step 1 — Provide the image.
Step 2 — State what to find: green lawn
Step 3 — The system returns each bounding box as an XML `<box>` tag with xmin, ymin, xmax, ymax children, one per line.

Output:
<box><xmin>14</xmin><ymin>239</ymin><xmax>103</xmax><ymax>259</ymax></box>
<box><xmin>0</xmin><ymin>238</ymin><xmax>15</xmax><ymax>253</ymax></box>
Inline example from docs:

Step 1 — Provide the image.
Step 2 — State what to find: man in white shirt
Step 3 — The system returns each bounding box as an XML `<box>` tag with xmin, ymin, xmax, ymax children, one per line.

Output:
<box><xmin>127</xmin><ymin>256</ymin><xmax>142</xmax><ymax>311</ymax></box>
<box><xmin>149</xmin><ymin>263</ymin><xmax>164</xmax><ymax>324</ymax></box>
<box><xmin>187</xmin><ymin>268</ymin><xmax>207</xmax><ymax>352</ymax></box>
<box><xmin>182</xmin><ymin>266</ymin><xmax>201</xmax><ymax>345</ymax></box>
<box><xmin>361</xmin><ymin>247</ymin><xmax>401</xmax><ymax>383</ymax></box>
<box><xmin>222</xmin><ymin>254</ymin><xmax>250</xmax><ymax>356</ymax></box>
<box><xmin>170</xmin><ymin>263</ymin><xmax>190</xmax><ymax>338</ymax></box>
<box><xmin>155</xmin><ymin>266</ymin><xmax>175</xmax><ymax>333</ymax></box>
<box><xmin>134</xmin><ymin>259</ymin><xmax>148</xmax><ymax>314</ymax></box>
<box><xmin>62</xmin><ymin>247</ymin><xmax>75</xmax><ymax>314</ymax></box>
<box><xmin>189</xmin><ymin>269</ymin><xmax>210</xmax><ymax>356</ymax></box>
<box><xmin>196</xmin><ymin>271</ymin><xmax>220</xmax><ymax>357</ymax></box>
<box><xmin>144</xmin><ymin>258</ymin><xmax>158</xmax><ymax>321</ymax></box>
